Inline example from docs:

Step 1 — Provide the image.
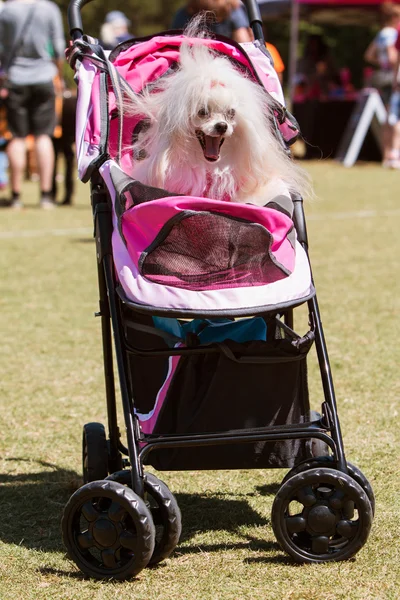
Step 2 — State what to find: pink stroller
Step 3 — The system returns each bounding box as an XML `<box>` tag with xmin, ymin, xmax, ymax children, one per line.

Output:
<box><xmin>62</xmin><ymin>0</ymin><xmax>374</xmax><ymax>580</ymax></box>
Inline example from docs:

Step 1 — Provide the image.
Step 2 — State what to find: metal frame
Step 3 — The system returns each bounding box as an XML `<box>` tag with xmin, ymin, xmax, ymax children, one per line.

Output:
<box><xmin>90</xmin><ymin>173</ymin><xmax>347</xmax><ymax>499</ymax></box>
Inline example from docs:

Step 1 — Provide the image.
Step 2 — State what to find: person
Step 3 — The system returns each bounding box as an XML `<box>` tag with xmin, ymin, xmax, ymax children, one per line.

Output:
<box><xmin>171</xmin><ymin>0</ymin><xmax>252</xmax><ymax>43</ymax></box>
<box><xmin>295</xmin><ymin>34</ymin><xmax>338</xmax><ymax>101</ymax></box>
<box><xmin>266</xmin><ymin>42</ymin><xmax>285</xmax><ymax>84</ymax></box>
<box><xmin>364</xmin><ymin>2</ymin><xmax>400</xmax><ymax>168</ymax></box>
<box><xmin>0</xmin><ymin>0</ymin><xmax>66</xmax><ymax>209</ymax></box>
<box><xmin>99</xmin><ymin>11</ymin><xmax>133</xmax><ymax>51</ymax></box>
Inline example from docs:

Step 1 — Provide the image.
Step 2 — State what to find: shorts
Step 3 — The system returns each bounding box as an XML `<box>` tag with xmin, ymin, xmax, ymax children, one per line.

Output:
<box><xmin>6</xmin><ymin>82</ymin><xmax>56</xmax><ymax>137</ymax></box>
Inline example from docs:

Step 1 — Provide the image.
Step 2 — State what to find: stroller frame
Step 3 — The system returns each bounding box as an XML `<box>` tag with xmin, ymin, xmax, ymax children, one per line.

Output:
<box><xmin>93</xmin><ymin>172</ymin><xmax>344</xmax><ymax>494</ymax></box>
<box><xmin>62</xmin><ymin>0</ymin><xmax>374</xmax><ymax>579</ymax></box>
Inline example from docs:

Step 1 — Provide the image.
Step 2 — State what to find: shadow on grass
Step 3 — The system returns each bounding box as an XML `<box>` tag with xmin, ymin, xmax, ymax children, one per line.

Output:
<box><xmin>174</xmin><ymin>491</ymin><xmax>282</xmax><ymax>555</ymax></box>
<box><xmin>0</xmin><ymin>458</ymin><xmax>81</xmax><ymax>553</ymax></box>
<box><xmin>0</xmin><ymin>459</ymin><xmax>288</xmax><ymax>571</ymax></box>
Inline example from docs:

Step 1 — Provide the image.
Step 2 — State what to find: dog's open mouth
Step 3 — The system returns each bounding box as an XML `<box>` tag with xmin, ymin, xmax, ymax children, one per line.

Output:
<box><xmin>196</xmin><ymin>131</ymin><xmax>225</xmax><ymax>162</ymax></box>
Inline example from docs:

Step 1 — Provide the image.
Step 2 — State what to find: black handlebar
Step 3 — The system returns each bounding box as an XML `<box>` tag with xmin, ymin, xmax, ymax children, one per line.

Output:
<box><xmin>67</xmin><ymin>0</ymin><xmax>95</xmax><ymax>39</ymax></box>
<box><xmin>244</xmin><ymin>0</ymin><xmax>265</xmax><ymax>43</ymax></box>
<box><xmin>67</xmin><ymin>0</ymin><xmax>265</xmax><ymax>42</ymax></box>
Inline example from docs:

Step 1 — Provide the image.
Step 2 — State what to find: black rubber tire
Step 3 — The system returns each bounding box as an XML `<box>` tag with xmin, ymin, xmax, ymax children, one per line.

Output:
<box><xmin>271</xmin><ymin>467</ymin><xmax>373</xmax><ymax>564</ymax></box>
<box><xmin>61</xmin><ymin>480</ymin><xmax>155</xmax><ymax>580</ymax></box>
<box><xmin>82</xmin><ymin>423</ymin><xmax>109</xmax><ymax>483</ymax></box>
<box><xmin>144</xmin><ymin>473</ymin><xmax>182</xmax><ymax>566</ymax></box>
<box><xmin>105</xmin><ymin>470</ymin><xmax>182</xmax><ymax>566</ymax></box>
<box><xmin>307</xmin><ymin>411</ymin><xmax>330</xmax><ymax>458</ymax></box>
<box><xmin>282</xmin><ymin>456</ymin><xmax>375</xmax><ymax>515</ymax></box>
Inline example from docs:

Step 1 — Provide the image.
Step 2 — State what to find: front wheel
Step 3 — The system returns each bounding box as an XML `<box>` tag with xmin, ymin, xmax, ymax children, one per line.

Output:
<box><xmin>106</xmin><ymin>470</ymin><xmax>182</xmax><ymax>565</ymax></box>
<box><xmin>61</xmin><ymin>480</ymin><xmax>155</xmax><ymax>580</ymax></box>
<box><xmin>144</xmin><ymin>473</ymin><xmax>182</xmax><ymax>566</ymax></box>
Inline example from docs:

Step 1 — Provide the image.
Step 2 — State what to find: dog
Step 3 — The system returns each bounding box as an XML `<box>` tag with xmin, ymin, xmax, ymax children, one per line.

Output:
<box><xmin>125</xmin><ymin>24</ymin><xmax>310</xmax><ymax>208</ymax></box>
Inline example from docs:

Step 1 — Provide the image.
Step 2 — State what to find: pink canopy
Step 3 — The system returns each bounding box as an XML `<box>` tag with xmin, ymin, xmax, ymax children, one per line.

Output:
<box><xmin>296</xmin><ymin>0</ymin><xmax>400</xmax><ymax>3</ymax></box>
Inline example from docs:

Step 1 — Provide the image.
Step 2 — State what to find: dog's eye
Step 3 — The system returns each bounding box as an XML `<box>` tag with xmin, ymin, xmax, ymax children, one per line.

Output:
<box><xmin>226</xmin><ymin>109</ymin><xmax>236</xmax><ymax>119</ymax></box>
<box><xmin>197</xmin><ymin>107</ymin><xmax>209</xmax><ymax>118</ymax></box>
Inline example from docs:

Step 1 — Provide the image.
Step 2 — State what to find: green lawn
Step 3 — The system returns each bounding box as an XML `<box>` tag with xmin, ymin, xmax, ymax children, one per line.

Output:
<box><xmin>0</xmin><ymin>161</ymin><xmax>399</xmax><ymax>599</ymax></box>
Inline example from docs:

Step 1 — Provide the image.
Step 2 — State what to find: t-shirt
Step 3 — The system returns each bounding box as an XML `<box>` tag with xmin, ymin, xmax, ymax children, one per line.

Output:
<box><xmin>0</xmin><ymin>0</ymin><xmax>65</xmax><ymax>86</ymax></box>
<box><xmin>171</xmin><ymin>5</ymin><xmax>249</xmax><ymax>38</ymax></box>
<box><xmin>266</xmin><ymin>43</ymin><xmax>284</xmax><ymax>73</ymax></box>
<box><xmin>374</xmin><ymin>26</ymin><xmax>398</xmax><ymax>70</ymax></box>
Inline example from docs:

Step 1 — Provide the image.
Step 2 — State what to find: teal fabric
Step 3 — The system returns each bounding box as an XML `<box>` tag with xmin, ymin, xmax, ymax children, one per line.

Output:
<box><xmin>152</xmin><ymin>316</ymin><xmax>267</xmax><ymax>346</ymax></box>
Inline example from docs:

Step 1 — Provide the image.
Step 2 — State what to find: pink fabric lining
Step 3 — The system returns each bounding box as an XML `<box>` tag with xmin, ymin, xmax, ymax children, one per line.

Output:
<box><xmin>136</xmin><ymin>351</ymin><xmax>182</xmax><ymax>434</ymax></box>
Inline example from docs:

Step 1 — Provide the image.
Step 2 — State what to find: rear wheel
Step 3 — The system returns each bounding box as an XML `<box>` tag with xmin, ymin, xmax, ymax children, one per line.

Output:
<box><xmin>82</xmin><ymin>423</ymin><xmax>109</xmax><ymax>483</ymax></box>
<box><xmin>271</xmin><ymin>467</ymin><xmax>373</xmax><ymax>563</ymax></box>
<box><xmin>282</xmin><ymin>456</ymin><xmax>375</xmax><ymax>515</ymax></box>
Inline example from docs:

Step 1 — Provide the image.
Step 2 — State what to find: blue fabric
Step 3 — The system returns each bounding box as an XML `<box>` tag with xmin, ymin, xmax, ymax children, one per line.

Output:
<box><xmin>153</xmin><ymin>316</ymin><xmax>267</xmax><ymax>346</ymax></box>
<box><xmin>171</xmin><ymin>6</ymin><xmax>249</xmax><ymax>38</ymax></box>
<box><xmin>0</xmin><ymin>146</ymin><xmax>8</xmax><ymax>186</ymax></box>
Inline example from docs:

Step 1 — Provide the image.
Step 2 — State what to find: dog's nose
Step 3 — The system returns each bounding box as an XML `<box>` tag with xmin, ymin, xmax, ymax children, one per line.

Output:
<box><xmin>214</xmin><ymin>122</ymin><xmax>228</xmax><ymax>134</ymax></box>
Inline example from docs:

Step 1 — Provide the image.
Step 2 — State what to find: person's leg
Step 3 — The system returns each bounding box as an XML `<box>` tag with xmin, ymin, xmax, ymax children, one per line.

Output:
<box><xmin>29</xmin><ymin>82</ymin><xmax>57</xmax><ymax>207</ymax></box>
<box><xmin>62</xmin><ymin>139</ymin><xmax>75</xmax><ymax>205</ymax></box>
<box><xmin>34</xmin><ymin>134</ymin><xmax>55</xmax><ymax>192</ymax></box>
<box><xmin>7</xmin><ymin>137</ymin><xmax>27</xmax><ymax>206</ymax></box>
<box><xmin>393</xmin><ymin>120</ymin><xmax>400</xmax><ymax>155</ymax></box>
<box><xmin>5</xmin><ymin>85</ymin><xmax>29</xmax><ymax>207</ymax></box>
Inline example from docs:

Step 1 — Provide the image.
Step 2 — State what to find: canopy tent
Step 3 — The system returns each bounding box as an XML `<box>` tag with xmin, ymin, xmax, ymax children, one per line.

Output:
<box><xmin>258</xmin><ymin>0</ymin><xmax>400</xmax><ymax>104</ymax></box>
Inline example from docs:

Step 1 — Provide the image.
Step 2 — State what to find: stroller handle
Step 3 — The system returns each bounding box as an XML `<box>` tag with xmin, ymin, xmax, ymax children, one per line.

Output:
<box><xmin>243</xmin><ymin>0</ymin><xmax>265</xmax><ymax>44</ymax></box>
<box><xmin>68</xmin><ymin>0</ymin><xmax>95</xmax><ymax>40</ymax></box>
<box><xmin>67</xmin><ymin>0</ymin><xmax>265</xmax><ymax>44</ymax></box>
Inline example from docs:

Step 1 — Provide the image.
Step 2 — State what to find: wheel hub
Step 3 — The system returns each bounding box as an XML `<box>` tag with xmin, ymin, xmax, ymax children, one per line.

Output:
<box><xmin>307</xmin><ymin>504</ymin><xmax>336</xmax><ymax>534</ymax></box>
<box><xmin>92</xmin><ymin>518</ymin><xmax>118</xmax><ymax>547</ymax></box>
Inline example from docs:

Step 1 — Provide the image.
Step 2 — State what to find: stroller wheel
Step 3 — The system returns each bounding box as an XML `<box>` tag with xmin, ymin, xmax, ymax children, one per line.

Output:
<box><xmin>281</xmin><ymin>457</ymin><xmax>375</xmax><ymax>515</ymax></box>
<box><xmin>271</xmin><ymin>467</ymin><xmax>373</xmax><ymax>564</ymax></box>
<box><xmin>82</xmin><ymin>423</ymin><xmax>108</xmax><ymax>483</ymax></box>
<box><xmin>61</xmin><ymin>480</ymin><xmax>155</xmax><ymax>580</ymax></box>
<box><xmin>144</xmin><ymin>473</ymin><xmax>182</xmax><ymax>566</ymax></box>
<box><xmin>106</xmin><ymin>470</ymin><xmax>182</xmax><ymax>566</ymax></box>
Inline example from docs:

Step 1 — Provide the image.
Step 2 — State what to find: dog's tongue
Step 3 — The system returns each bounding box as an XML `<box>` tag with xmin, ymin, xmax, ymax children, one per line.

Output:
<box><xmin>204</xmin><ymin>135</ymin><xmax>221</xmax><ymax>160</ymax></box>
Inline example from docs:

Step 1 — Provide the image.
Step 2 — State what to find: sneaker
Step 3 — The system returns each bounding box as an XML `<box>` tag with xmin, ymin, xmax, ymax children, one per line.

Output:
<box><xmin>40</xmin><ymin>198</ymin><xmax>56</xmax><ymax>210</ymax></box>
<box><xmin>10</xmin><ymin>199</ymin><xmax>23</xmax><ymax>210</ymax></box>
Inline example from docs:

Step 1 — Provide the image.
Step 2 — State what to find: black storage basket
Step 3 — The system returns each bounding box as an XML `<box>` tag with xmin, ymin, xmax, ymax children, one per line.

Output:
<box><xmin>146</xmin><ymin>337</ymin><xmax>312</xmax><ymax>470</ymax></box>
<box><xmin>122</xmin><ymin>307</ymin><xmax>314</xmax><ymax>471</ymax></box>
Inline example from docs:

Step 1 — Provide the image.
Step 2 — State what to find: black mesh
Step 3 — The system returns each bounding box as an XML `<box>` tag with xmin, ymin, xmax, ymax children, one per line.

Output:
<box><xmin>141</xmin><ymin>212</ymin><xmax>289</xmax><ymax>290</ymax></box>
<box><xmin>123</xmin><ymin>180</ymin><xmax>180</xmax><ymax>206</ymax></box>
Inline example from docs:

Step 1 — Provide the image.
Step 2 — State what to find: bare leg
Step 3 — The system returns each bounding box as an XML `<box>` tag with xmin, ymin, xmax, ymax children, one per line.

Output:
<box><xmin>392</xmin><ymin>120</ymin><xmax>400</xmax><ymax>155</ymax></box>
<box><xmin>7</xmin><ymin>137</ymin><xmax>27</xmax><ymax>194</ymax></box>
<box><xmin>34</xmin><ymin>134</ymin><xmax>55</xmax><ymax>193</ymax></box>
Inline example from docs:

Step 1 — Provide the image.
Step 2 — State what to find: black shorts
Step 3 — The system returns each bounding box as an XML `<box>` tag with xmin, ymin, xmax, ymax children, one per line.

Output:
<box><xmin>6</xmin><ymin>82</ymin><xmax>56</xmax><ymax>137</ymax></box>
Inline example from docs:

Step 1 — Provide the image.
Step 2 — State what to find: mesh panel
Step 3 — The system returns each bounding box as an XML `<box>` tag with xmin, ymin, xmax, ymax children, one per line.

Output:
<box><xmin>141</xmin><ymin>212</ymin><xmax>289</xmax><ymax>291</ymax></box>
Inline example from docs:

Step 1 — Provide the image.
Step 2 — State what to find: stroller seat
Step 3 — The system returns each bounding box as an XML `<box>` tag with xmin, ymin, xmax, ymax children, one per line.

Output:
<box><xmin>100</xmin><ymin>161</ymin><xmax>314</xmax><ymax>317</ymax></box>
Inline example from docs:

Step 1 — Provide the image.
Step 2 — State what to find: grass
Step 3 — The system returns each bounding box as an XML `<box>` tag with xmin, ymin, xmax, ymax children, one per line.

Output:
<box><xmin>0</xmin><ymin>161</ymin><xmax>399</xmax><ymax>599</ymax></box>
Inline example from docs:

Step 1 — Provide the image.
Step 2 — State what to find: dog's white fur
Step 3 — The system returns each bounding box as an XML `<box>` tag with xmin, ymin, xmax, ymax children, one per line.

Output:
<box><xmin>125</xmin><ymin>31</ymin><xmax>310</xmax><ymax>206</ymax></box>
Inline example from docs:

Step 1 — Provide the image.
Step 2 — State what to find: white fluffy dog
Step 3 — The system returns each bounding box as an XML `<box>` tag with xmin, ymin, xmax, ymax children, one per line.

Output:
<box><xmin>126</xmin><ymin>31</ymin><xmax>309</xmax><ymax>207</ymax></box>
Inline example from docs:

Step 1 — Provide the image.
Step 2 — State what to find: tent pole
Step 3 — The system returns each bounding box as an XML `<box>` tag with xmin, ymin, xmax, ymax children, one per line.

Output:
<box><xmin>287</xmin><ymin>0</ymin><xmax>300</xmax><ymax>111</ymax></box>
